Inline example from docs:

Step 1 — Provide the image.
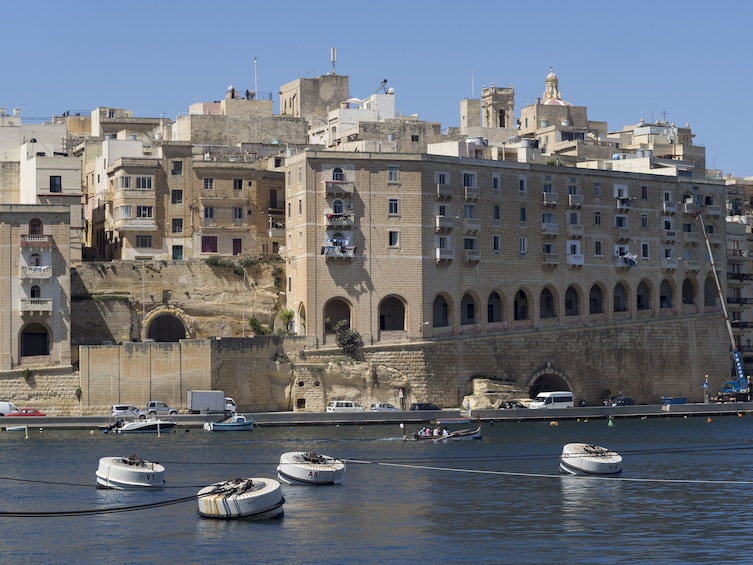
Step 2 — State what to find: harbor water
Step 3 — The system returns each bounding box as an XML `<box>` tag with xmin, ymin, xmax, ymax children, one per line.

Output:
<box><xmin>2</xmin><ymin>414</ymin><xmax>753</xmax><ymax>564</ymax></box>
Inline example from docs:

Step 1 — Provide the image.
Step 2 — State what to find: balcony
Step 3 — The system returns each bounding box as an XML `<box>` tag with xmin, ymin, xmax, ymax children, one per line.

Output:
<box><xmin>616</xmin><ymin>197</ymin><xmax>633</xmax><ymax>211</ymax></box>
<box><xmin>113</xmin><ymin>218</ymin><xmax>158</xmax><ymax>231</ymax></box>
<box><xmin>324</xmin><ymin>213</ymin><xmax>354</xmax><ymax>229</ymax></box>
<box><xmin>683</xmin><ymin>202</ymin><xmax>701</xmax><ymax>215</ymax></box>
<box><xmin>663</xmin><ymin>230</ymin><xmax>677</xmax><ymax>243</ymax></box>
<box><xmin>541</xmin><ymin>222</ymin><xmax>559</xmax><ymax>236</ymax></box>
<box><xmin>463</xmin><ymin>218</ymin><xmax>481</xmax><ymax>234</ymax></box>
<box><xmin>704</xmin><ymin>205</ymin><xmax>723</xmax><ymax>218</ymax></box>
<box><xmin>20</xmin><ymin>234</ymin><xmax>53</xmax><ymax>249</ymax></box>
<box><xmin>616</xmin><ymin>227</ymin><xmax>631</xmax><ymax>241</ymax></box>
<box><xmin>707</xmin><ymin>233</ymin><xmax>723</xmax><ymax>247</ymax></box>
<box><xmin>661</xmin><ymin>257</ymin><xmax>678</xmax><ymax>270</ymax></box>
<box><xmin>20</xmin><ymin>266</ymin><xmax>52</xmax><ymax>280</ymax></box>
<box><xmin>683</xmin><ymin>232</ymin><xmax>700</xmax><ymax>246</ymax></box>
<box><xmin>324</xmin><ymin>180</ymin><xmax>355</xmax><ymax>196</ymax></box>
<box><xmin>542</xmin><ymin>192</ymin><xmax>559</xmax><ymax>206</ymax></box>
<box><xmin>435</xmin><ymin>215</ymin><xmax>454</xmax><ymax>232</ymax></box>
<box><xmin>464</xmin><ymin>186</ymin><xmax>480</xmax><ymax>201</ymax></box>
<box><xmin>567</xmin><ymin>224</ymin><xmax>583</xmax><ymax>238</ymax></box>
<box><xmin>682</xmin><ymin>259</ymin><xmax>701</xmax><ymax>272</ymax></box>
<box><xmin>465</xmin><ymin>249</ymin><xmax>481</xmax><ymax>262</ymax></box>
<box><xmin>21</xmin><ymin>298</ymin><xmax>53</xmax><ymax>314</ymax></box>
<box><xmin>728</xmin><ymin>273</ymin><xmax>753</xmax><ymax>286</ymax></box>
<box><xmin>568</xmin><ymin>194</ymin><xmax>583</xmax><ymax>208</ymax></box>
<box><xmin>728</xmin><ymin>249</ymin><xmax>750</xmax><ymax>262</ymax></box>
<box><xmin>567</xmin><ymin>254</ymin><xmax>584</xmax><ymax>266</ymax></box>
<box><xmin>435</xmin><ymin>248</ymin><xmax>455</xmax><ymax>262</ymax></box>
<box><xmin>436</xmin><ymin>184</ymin><xmax>453</xmax><ymax>199</ymax></box>
<box><xmin>543</xmin><ymin>253</ymin><xmax>559</xmax><ymax>265</ymax></box>
<box><xmin>662</xmin><ymin>201</ymin><xmax>677</xmax><ymax>214</ymax></box>
<box><xmin>321</xmin><ymin>240</ymin><xmax>356</xmax><ymax>259</ymax></box>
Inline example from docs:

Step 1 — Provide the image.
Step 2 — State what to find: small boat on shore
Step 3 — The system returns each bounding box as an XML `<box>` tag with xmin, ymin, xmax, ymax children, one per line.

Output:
<box><xmin>559</xmin><ymin>443</ymin><xmax>622</xmax><ymax>475</ymax></box>
<box><xmin>203</xmin><ymin>413</ymin><xmax>254</xmax><ymax>432</ymax></box>
<box><xmin>197</xmin><ymin>477</ymin><xmax>284</xmax><ymax>520</ymax></box>
<box><xmin>277</xmin><ymin>452</ymin><xmax>346</xmax><ymax>485</ymax></box>
<box><xmin>111</xmin><ymin>418</ymin><xmax>177</xmax><ymax>434</ymax></box>
<box><xmin>405</xmin><ymin>418</ymin><xmax>482</xmax><ymax>442</ymax></box>
<box><xmin>95</xmin><ymin>455</ymin><xmax>165</xmax><ymax>489</ymax></box>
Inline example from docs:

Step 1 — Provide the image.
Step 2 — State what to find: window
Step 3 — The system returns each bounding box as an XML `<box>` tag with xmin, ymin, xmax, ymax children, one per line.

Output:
<box><xmin>642</xmin><ymin>242</ymin><xmax>650</xmax><ymax>258</ymax></box>
<box><xmin>519</xmin><ymin>207</ymin><xmax>526</xmax><ymax>223</ymax></box>
<box><xmin>49</xmin><ymin>176</ymin><xmax>62</xmax><ymax>193</ymax></box>
<box><xmin>171</xmin><ymin>190</ymin><xmax>183</xmax><ymax>204</ymax></box>
<box><xmin>614</xmin><ymin>184</ymin><xmax>628</xmax><ymax>199</ymax></box>
<box><xmin>464</xmin><ymin>238</ymin><xmax>476</xmax><ymax>250</ymax></box>
<box><xmin>493</xmin><ymin>235</ymin><xmax>501</xmax><ymax>254</ymax></box>
<box><xmin>203</xmin><ymin>178</ymin><xmax>214</xmax><ymax>190</ymax></box>
<box><xmin>464</xmin><ymin>203</ymin><xmax>475</xmax><ymax>218</ymax></box>
<box><xmin>641</xmin><ymin>214</ymin><xmax>648</xmax><ymax>229</ymax></box>
<box><xmin>119</xmin><ymin>205</ymin><xmax>132</xmax><ymax>219</ymax></box>
<box><xmin>569</xmin><ymin>211</ymin><xmax>579</xmax><ymax>225</ymax></box>
<box><xmin>388</xmin><ymin>198</ymin><xmax>399</xmax><ymax>215</ymax></box>
<box><xmin>437</xmin><ymin>204</ymin><xmax>447</xmax><ymax>216</ymax></box>
<box><xmin>29</xmin><ymin>218</ymin><xmax>42</xmax><ymax>234</ymax></box>
<box><xmin>135</xmin><ymin>176</ymin><xmax>152</xmax><ymax>189</ymax></box>
<box><xmin>567</xmin><ymin>178</ymin><xmax>578</xmax><ymax>195</ymax></box>
<box><xmin>519</xmin><ymin>236</ymin><xmax>527</xmax><ymax>255</ymax></box>
<box><xmin>595</xmin><ymin>241</ymin><xmax>602</xmax><ymax>256</ymax></box>
<box><xmin>298</xmin><ymin>231</ymin><xmax>303</xmax><ymax>248</ymax></box>
<box><xmin>543</xmin><ymin>212</ymin><xmax>555</xmax><ymax>224</ymax></box>
<box><xmin>388</xmin><ymin>231</ymin><xmax>399</xmax><ymax>247</ymax></box>
<box><xmin>204</xmin><ymin>207</ymin><xmax>215</xmax><ymax>220</ymax></box>
<box><xmin>641</xmin><ymin>185</ymin><xmax>648</xmax><ymax>200</ymax></box>
<box><xmin>332</xmin><ymin>200</ymin><xmax>344</xmax><ymax>214</ymax></box>
<box><xmin>543</xmin><ymin>242</ymin><xmax>555</xmax><ymax>254</ymax></box>
<box><xmin>594</xmin><ymin>211</ymin><xmax>601</xmax><ymax>226</ymax></box>
<box><xmin>233</xmin><ymin>178</ymin><xmax>243</xmax><ymax>190</ymax></box>
<box><xmin>543</xmin><ymin>176</ymin><xmax>553</xmax><ymax>193</ymax></box>
<box><xmin>201</xmin><ymin>236</ymin><xmax>218</xmax><ymax>253</ymax></box>
<box><xmin>172</xmin><ymin>218</ymin><xmax>183</xmax><ymax>233</ymax></box>
<box><xmin>233</xmin><ymin>207</ymin><xmax>243</xmax><ymax>220</ymax></box>
<box><xmin>30</xmin><ymin>285</ymin><xmax>41</xmax><ymax>298</ymax></box>
<box><xmin>463</xmin><ymin>172</ymin><xmax>477</xmax><ymax>188</ymax></box>
<box><xmin>437</xmin><ymin>236</ymin><xmax>449</xmax><ymax>249</ymax></box>
<box><xmin>287</xmin><ymin>202</ymin><xmax>291</xmax><ymax>217</ymax></box>
<box><xmin>615</xmin><ymin>215</ymin><xmax>628</xmax><ymax>228</ymax></box>
<box><xmin>297</xmin><ymin>166</ymin><xmax>302</xmax><ymax>183</ymax></box>
<box><xmin>171</xmin><ymin>161</ymin><xmax>183</xmax><ymax>176</ymax></box>
<box><xmin>518</xmin><ymin>176</ymin><xmax>526</xmax><ymax>193</ymax></box>
<box><xmin>437</xmin><ymin>172</ymin><xmax>448</xmax><ymax>185</ymax></box>
<box><xmin>492</xmin><ymin>173</ymin><xmax>500</xmax><ymax>194</ymax></box>
<box><xmin>683</xmin><ymin>222</ymin><xmax>692</xmax><ymax>233</ymax></box>
<box><xmin>332</xmin><ymin>167</ymin><xmax>345</xmax><ymax>181</ymax></box>
<box><xmin>411</xmin><ymin>135</ymin><xmax>419</xmax><ymax>142</ymax></box>
<box><xmin>172</xmin><ymin>245</ymin><xmax>183</xmax><ymax>260</ymax></box>
<box><xmin>298</xmin><ymin>199</ymin><xmax>302</xmax><ymax>215</ymax></box>
<box><xmin>119</xmin><ymin>176</ymin><xmax>132</xmax><ymax>189</ymax></box>
<box><xmin>135</xmin><ymin>235</ymin><xmax>152</xmax><ymax>247</ymax></box>
<box><xmin>663</xmin><ymin>191</ymin><xmax>672</xmax><ymax>202</ymax></box>
<box><xmin>594</xmin><ymin>182</ymin><xmax>601</xmax><ymax>197</ymax></box>
<box><xmin>136</xmin><ymin>206</ymin><xmax>153</xmax><ymax>219</ymax></box>
<box><xmin>493</xmin><ymin>205</ymin><xmax>500</xmax><ymax>226</ymax></box>
<box><xmin>388</xmin><ymin>167</ymin><xmax>399</xmax><ymax>183</ymax></box>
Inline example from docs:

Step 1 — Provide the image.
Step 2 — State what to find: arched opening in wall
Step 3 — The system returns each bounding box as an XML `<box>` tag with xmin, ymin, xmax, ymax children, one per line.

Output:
<box><xmin>147</xmin><ymin>314</ymin><xmax>186</xmax><ymax>342</ymax></box>
<box><xmin>637</xmin><ymin>281</ymin><xmax>651</xmax><ymax>310</ymax></box>
<box><xmin>539</xmin><ymin>288</ymin><xmax>556</xmax><ymax>319</ymax></box>
<box><xmin>703</xmin><ymin>277</ymin><xmax>717</xmax><ymax>308</ymax></box>
<box><xmin>589</xmin><ymin>285</ymin><xmax>604</xmax><ymax>314</ymax></box>
<box><xmin>682</xmin><ymin>278</ymin><xmax>696</xmax><ymax>305</ymax></box>
<box><xmin>297</xmin><ymin>304</ymin><xmax>307</xmax><ymax>335</ymax></box>
<box><xmin>564</xmin><ymin>286</ymin><xmax>579</xmax><ymax>316</ymax></box>
<box><xmin>324</xmin><ymin>298</ymin><xmax>351</xmax><ymax>334</ymax></box>
<box><xmin>528</xmin><ymin>374</ymin><xmax>570</xmax><ymax>398</ymax></box>
<box><xmin>460</xmin><ymin>293</ymin><xmax>477</xmax><ymax>325</ymax></box>
<box><xmin>613</xmin><ymin>283</ymin><xmax>628</xmax><ymax>312</ymax></box>
<box><xmin>487</xmin><ymin>292</ymin><xmax>503</xmax><ymax>323</ymax></box>
<box><xmin>21</xmin><ymin>322</ymin><xmax>49</xmax><ymax>357</ymax></box>
<box><xmin>660</xmin><ymin>279</ymin><xmax>674</xmax><ymax>308</ymax></box>
<box><xmin>514</xmin><ymin>289</ymin><xmax>529</xmax><ymax>320</ymax></box>
<box><xmin>432</xmin><ymin>295</ymin><xmax>451</xmax><ymax>327</ymax></box>
<box><xmin>379</xmin><ymin>296</ymin><xmax>406</xmax><ymax>331</ymax></box>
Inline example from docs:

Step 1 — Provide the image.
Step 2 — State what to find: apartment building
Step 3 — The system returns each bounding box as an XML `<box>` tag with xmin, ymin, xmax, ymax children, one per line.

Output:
<box><xmin>283</xmin><ymin>150</ymin><xmax>727</xmax><ymax>350</ymax></box>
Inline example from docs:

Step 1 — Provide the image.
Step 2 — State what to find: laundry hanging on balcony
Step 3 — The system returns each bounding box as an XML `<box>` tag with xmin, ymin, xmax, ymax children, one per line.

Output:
<box><xmin>618</xmin><ymin>252</ymin><xmax>638</xmax><ymax>267</ymax></box>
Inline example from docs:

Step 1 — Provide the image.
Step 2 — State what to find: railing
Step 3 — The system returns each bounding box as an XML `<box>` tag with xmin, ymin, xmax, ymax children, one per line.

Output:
<box><xmin>436</xmin><ymin>184</ymin><xmax>453</xmax><ymax>199</ymax></box>
<box><xmin>435</xmin><ymin>216</ymin><xmax>454</xmax><ymax>231</ymax></box>
<box><xmin>463</xmin><ymin>218</ymin><xmax>481</xmax><ymax>233</ymax></box>
<box><xmin>465</xmin><ymin>249</ymin><xmax>481</xmax><ymax>262</ymax></box>
<box><xmin>321</xmin><ymin>244</ymin><xmax>356</xmax><ymax>258</ymax></box>
<box><xmin>682</xmin><ymin>260</ymin><xmax>701</xmax><ymax>271</ymax></box>
<box><xmin>464</xmin><ymin>186</ymin><xmax>480</xmax><ymax>200</ymax></box>
<box><xmin>683</xmin><ymin>232</ymin><xmax>700</xmax><ymax>245</ymax></box>
<box><xmin>435</xmin><ymin>248</ymin><xmax>455</xmax><ymax>262</ymax></box>
<box><xmin>567</xmin><ymin>254</ymin><xmax>584</xmax><ymax>266</ymax></box>
<box><xmin>542</xmin><ymin>192</ymin><xmax>559</xmax><ymax>206</ymax></box>
<box><xmin>663</xmin><ymin>230</ymin><xmax>676</xmax><ymax>243</ymax></box>
<box><xmin>616</xmin><ymin>197</ymin><xmax>632</xmax><ymax>210</ymax></box>
<box><xmin>662</xmin><ymin>201</ymin><xmax>676</xmax><ymax>214</ymax></box>
<box><xmin>324</xmin><ymin>180</ymin><xmax>355</xmax><ymax>195</ymax></box>
<box><xmin>707</xmin><ymin>233</ymin><xmax>723</xmax><ymax>246</ymax></box>
<box><xmin>567</xmin><ymin>224</ymin><xmax>583</xmax><ymax>238</ymax></box>
<box><xmin>543</xmin><ymin>253</ymin><xmax>559</xmax><ymax>265</ymax></box>
<box><xmin>324</xmin><ymin>213</ymin><xmax>354</xmax><ymax>228</ymax></box>
<box><xmin>661</xmin><ymin>258</ymin><xmax>678</xmax><ymax>270</ymax></box>
<box><xmin>704</xmin><ymin>205</ymin><xmax>722</xmax><ymax>217</ymax></box>
<box><xmin>20</xmin><ymin>234</ymin><xmax>52</xmax><ymax>248</ymax></box>
<box><xmin>568</xmin><ymin>194</ymin><xmax>583</xmax><ymax>208</ymax></box>
<box><xmin>616</xmin><ymin>227</ymin><xmax>631</xmax><ymax>240</ymax></box>
<box><xmin>21</xmin><ymin>298</ymin><xmax>53</xmax><ymax>313</ymax></box>
<box><xmin>541</xmin><ymin>222</ymin><xmax>559</xmax><ymax>235</ymax></box>
<box><xmin>20</xmin><ymin>266</ymin><xmax>52</xmax><ymax>280</ymax></box>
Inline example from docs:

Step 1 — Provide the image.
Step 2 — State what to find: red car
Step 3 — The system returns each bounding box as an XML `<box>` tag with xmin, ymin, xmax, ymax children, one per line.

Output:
<box><xmin>5</xmin><ymin>408</ymin><xmax>46</xmax><ymax>417</ymax></box>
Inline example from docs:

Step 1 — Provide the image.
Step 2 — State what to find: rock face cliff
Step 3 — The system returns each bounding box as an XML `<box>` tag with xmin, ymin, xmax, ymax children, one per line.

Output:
<box><xmin>71</xmin><ymin>259</ymin><xmax>284</xmax><ymax>349</ymax></box>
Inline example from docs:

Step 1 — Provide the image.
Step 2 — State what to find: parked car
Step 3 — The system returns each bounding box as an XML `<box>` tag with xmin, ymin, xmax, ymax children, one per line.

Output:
<box><xmin>145</xmin><ymin>400</ymin><xmax>178</xmax><ymax>416</ymax></box>
<box><xmin>111</xmin><ymin>404</ymin><xmax>147</xmax><ymax>420</ymax></box>
<box><xmin>410</xmin><ymin>403</ymin><xmax>441</xmax><ymax>411</ymax></box>
<box><xmin>500</xmin><ymin>401</ymin><xmax>527</xmax><ymax>410</ymax></box>
<box><xmin>609</xmin><ymin>396</ymin><xmax>634</xmax><ymax>406</ymax></box>
<box><xmin>370</xmin><ymin>402</ymin><xmax>399</xmax><ymax>412</ymax></box>
<box><xmin>5</xmin><ymin>408</ymin><xmax>46</xmax><ymax>417</ymax></box>
<box><xmin>325</xmin><ymin>400</ymin><xmax>365</xmax><ymax>413</ymax></box>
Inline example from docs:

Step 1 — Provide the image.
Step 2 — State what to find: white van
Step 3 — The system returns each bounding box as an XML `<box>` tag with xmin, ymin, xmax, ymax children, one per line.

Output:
<box><xmin>0</xmin><ymin>401</ymin><xmax>20</xmax><ymax>416</ymax></box>
<box><xmin>325</xmin><ymin>400</ymin><xmax>365</xmax><ymax>413</ymax></box>
<box><xmin>529</xmin><ymin>391</ymin><xmax>574</xmax><ymax>409</ymax></box>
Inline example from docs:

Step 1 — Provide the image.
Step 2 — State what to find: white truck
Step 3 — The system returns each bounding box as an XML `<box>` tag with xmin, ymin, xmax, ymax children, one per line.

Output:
<box><xmin>187</xmin><ymin>390</ymin><xmax>236</xmax><ymax>414</ymax></box>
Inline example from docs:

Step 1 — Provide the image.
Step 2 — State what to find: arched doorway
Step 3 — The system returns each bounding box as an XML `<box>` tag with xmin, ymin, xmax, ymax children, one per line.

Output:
<box><xmin>20</xmin><ymin>322</ymin><xmax>49</xmax><ymax>357</ymax></box>
<box><xmin>147</xmin><ymin>313</ymin><xmax>187</xmax><ymax>342</ymax></box>
<box><xmin>589</xmin><ymin>284</ymin><xmax>604</xmax><ymax>314</ymax></box>
<box><xmin>514</xmin><ymin>289</ymin><xmax>529</xmax><ymax>320</ymax></box>
<box><xmin>379</xmin><ymin>296</ymin><xmax>406</xmax><ymax>331</ymax></box>
<box><xmin>324</xmin><ymin>298</ymin><xmax>351</xmax><ymax>334</ymax></box>
<box><xmin>432</xmin><ymin>295</ymin><xmax>451</xmax><ymax>327</ymax></box>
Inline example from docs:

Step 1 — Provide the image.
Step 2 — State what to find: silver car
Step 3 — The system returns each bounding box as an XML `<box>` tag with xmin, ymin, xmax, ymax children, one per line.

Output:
<box><xmin>370</xmin><ymin>402</ymin><xmax>399</xmax><ymax>412</ymax></box>
<box><xmin>110</xmin><ymin>404</ymin><xmax>147</xmax><ymax>420</ymax></box>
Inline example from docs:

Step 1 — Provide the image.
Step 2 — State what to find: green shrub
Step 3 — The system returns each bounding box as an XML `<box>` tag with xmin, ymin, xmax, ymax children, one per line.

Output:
<box><xmin>333</xmin><ymin>320</ymin><xmax>362</xmax><ymax>358</ymax></box>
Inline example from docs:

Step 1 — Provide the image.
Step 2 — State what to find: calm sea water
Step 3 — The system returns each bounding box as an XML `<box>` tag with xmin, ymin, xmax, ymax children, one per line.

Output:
<box><xmin>2</xmin><ymin>415</ymin><xmax>753</xmax><ymax>564</ymax></box>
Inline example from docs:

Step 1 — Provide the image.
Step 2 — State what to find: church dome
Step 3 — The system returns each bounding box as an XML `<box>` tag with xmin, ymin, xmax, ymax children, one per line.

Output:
<box><xmin>541</xmin><ymin>68</ymin><xmax>572</xmax><ymax>106</ymax></box>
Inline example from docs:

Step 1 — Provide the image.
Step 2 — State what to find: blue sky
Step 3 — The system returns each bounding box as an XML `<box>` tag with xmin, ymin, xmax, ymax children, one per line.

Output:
<box><xmin>4</xmin><ymin>1</ymin><xmax>750</xmax><ymax>177</ymax></box>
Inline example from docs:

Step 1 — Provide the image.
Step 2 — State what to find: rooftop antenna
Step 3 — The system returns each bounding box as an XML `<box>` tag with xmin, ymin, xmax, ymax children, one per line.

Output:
<box><xmin>331</xmin><ymin>47</ymin><xmax>337</xmax><ymax>75</ymax></box>
<box><xmin>471</xmin><ymin>71</ymin><xmax>475</xmax><ymax>99</ymax></box>
<box><xmin>253</xmin><ymin>56</ymin><xmax>258</xmax><ymax>94</ymax></box>
<box><xmin>374</xmin><ymin>79</ymin><xmax>388</xmax><ymax>94</ymax></box>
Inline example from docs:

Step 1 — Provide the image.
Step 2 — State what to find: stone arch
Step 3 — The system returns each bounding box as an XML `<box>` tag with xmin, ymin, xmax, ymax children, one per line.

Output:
<box><xmin>142</xmin><ymin>305</ymin><xmax>194</xmax><ymax>342</ymax></box>
<box><xmin>589</xmin><ymin>283</ymin><xmax>605</xmax><ymax>314</ymax></box>
<box><xmin>539</xmin><ymin>286</ymin><xmax>558</xmax><ymax>319</ymax></box>
<box><xmin>324</xmin><ymin>297</ymin><xmax>352</xmax><ymax>334</ymax></box>
<box><xmin>460</xmin><ymin>291</ymin><xmax>480</xmax><ymax>325</ymax></box>
<box><xmin>660</xmin><ymin>278</ymin><xmax>675</xmax><ymax>308</ymax></box>
<box><xmin>637</xmin><ymin>279</ymin><xmax>652</xmax><ymax>311</ymax></box>
<box><xmin>487</xmin><ymin>291</ymin><xmax>504</xmax><ymax>323</ymax></box>
<box><xmin>682</xmin><ymin>277</ymin><xmax>697</xmax><ymax>305</ymax></box>
<box><xmin>564</xmin><ymin>285</ymin><xmax>581</xmax><ymax>316</ymax></box>
<box><xmin>379</xmin><ymin>295</ymin><xmax>406</xmax><ymax>331</ymax></box>
<box><xmin>526</xmin><ymin>363</ymin><xmax>572</xmax><ymax>398</ymax></box>
<box><xmin>703</xmin><ymin>276</ymin><xmax>718</xmax><ymax>308</ymax></box>
<box><xmin>297</xmin><ymin>303</ymin><xmax>307</xmax><ymax>336</ymax></box>
<box><xmin>613</xmin><ymin>281</ymin><xmax>629</xmax><ymax>312</ymax></box>
<box><xmin>432</xmin><ymin>293</ymin><xmax>452</xmax><ymax>327</ymax></box>
<box><xmin>20</xmin><ymin>321</ymin><xmax>50</xmax><ymax>357</ymax></box>
<box><xmin>514</xmin><ymin>288</ymin><xmax>531</xmax><ymax>320</ymax></box>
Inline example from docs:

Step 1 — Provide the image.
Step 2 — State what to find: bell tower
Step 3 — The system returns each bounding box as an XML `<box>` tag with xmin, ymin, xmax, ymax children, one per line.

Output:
<box><xmin>481</xmin><ymin>84</ymin><xmax>515</xmax><ymax>129</ymax></box>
